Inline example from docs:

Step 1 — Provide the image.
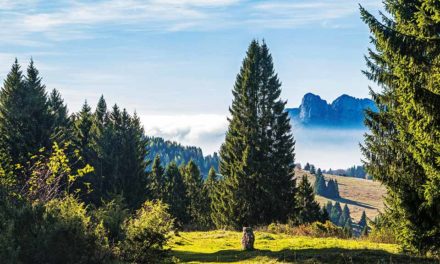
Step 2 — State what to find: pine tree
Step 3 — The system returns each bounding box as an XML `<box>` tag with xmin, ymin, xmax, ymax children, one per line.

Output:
<box><xmin>73</xmin><ymin>101</ymin><xmax>97</xmax><ymax>200</ymax></box>
<box><xmin>325</xmin><ymin>179</ymin><xmax>340</xmax><ymax>199</ymax></box>
<box><xmin>212</xmin><ymin>40</ymin><xmax>296</xmax><ymax>229</ymax></box>
<box><xmin>304</xmin><ymin>162</ymin><xmax>310</xmax><ymax>171</ymax></box>
<box><xmin>181</xmin><ymin>160</ymin><xmax>208</xmax><ymax>227</ymax></box>
<box><xmin>361</xmin><ymin>224</ymin><xmax>369</xmax><ymax>237</ymax></box>
<box><xmin>360</xmin><ymin>2</ymin><xmax>440</xmax><ymax>254</ymax></box>
<box><xmin>316</xmin><ymin>168</ymin><xmax>323</xmax><ymax>177</ymax></box>
<box><xmin>339</xmin><ymin>204</ymin><xmax>351</xmax><ymax>227</ymax></box>
<box><xmin>48</xmin><ymin>89</ymin><xmax>71</xmax><ymax>145</ymax></box>
<box><xmin>326</xmin><ymin>201</ymin><xmax>333</xmax><ymax>215</ymax></box>
<box><xmin>310</xmin><ymin>165</ymin><xmax>316</xmax><ymax>175</ymax></box>
<box><xmin>295</xmin><ymin>175</ymin><xmax>322</xmax><ymax>224</ymax></box>
<box><xmin>343</xmin><ymin>217</ymin><xmax>353</xmax><ymax>238</ymax></box>
<box><xmin>163</xmin><ymin>162</ymin><xmax>188</xmax><ymax>226</ymax></box>
<box><xmin>313</xmin><ymin>173</ymin><xmax>326</xmax><ymax>195</ymax></box>
<box><xmin>96</xmin><ymin>105</ymin><xmax>149</xmax><ymax>208</ymax></box>
<box><xmin>88</xmin><ymin>95</ymin><xmax>108</xmax><ymax>202</ymax></box>
<box><xmin>149</xmin><ymin>155</ymin><xmax>165</xmax><ymax>200</ymax></box>
<box><xmin>0</xmin><ymin>59</ymin><xmax>52</xmax><ymax>171</ymax></box>
<box><xmin>320</xmin><ymin>204</ymin><xmax>329</xmax><ymax>223</ymax></box>
<box><xmin>205</xmin><ymin>166</ymin><xmax>218</xmax><ymax>195</ymax></box>
<box><xmin>358</xmin><ymin>211</ymin><xmax>367</xmax><ymax>229</ymax></box>
<box><xmin>74</xmin><ymin>101</ymin><xmax>94</xmax><ymax>157</ymax></box>
<box><xmin>330</xmin><ymin>202</ymin><xmax>342</xmax><ymax>224</ymax></box>
<box><xmin>205</xmin><ymin>166</ymin><xmax>218</xmax><ymax>226</ymax></box>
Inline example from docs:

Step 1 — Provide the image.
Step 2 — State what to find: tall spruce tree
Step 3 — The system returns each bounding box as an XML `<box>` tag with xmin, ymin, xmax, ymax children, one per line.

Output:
<box><xmin>295</xmin><ymin>175</ymin><xmax>322</xmax><ymax>224</ymax></box>
<box><xmin>212</xmin><ymin>40</ymin><xmax>296</xmax><ymax>229</ymax></box>
<box><xmin>360</xmin><ymin>2</ymin><xmax>440</xmax><ymax>254</ymax></box>
<box><xmin>358</xmin><ymin>211</ymin><xmax>367</xmax><ymax>230</ymax></box>
<box><xmin>304</xmin><ymin>163</ymin><xmax>310</xmax><ymax>171</ymax></box>
<box><xmin>88</xmin><ymin>95</ymin><xmax>108</xmax><ymax>202</ymax></box>
<box><xmin>339</xmin><ymin>204</ymin><xmax>351</xmax><ymax>227</ymax></box>
<box><xmin>310</xmin><ymin>165</ymin><xmax>316</xmax><ymax>175</ymax></box>
<box><xmin>181</xmin><ymin>160</ymin><xmax>208</xmax><ymax>227</ymax></box>
<box><xmin>0</xmin><ymin>60</ymin><xmax>52</xmax><ymax>171</ymax></box>
<box><xmin>313</xmin><ymin>173</ymin><xmax>326</xmax><ymax>195</ymax></box>
<box><xmin>48</xmin><ymin>89</ymin><xmax>71</xmax><ymax>145</ymax></box>
<box><xmin>326</xmin><ymin>201</ymin><xmax>333</xmax><ymax>215</ymax></box>
<box><xmin>205</xmin><ymin>166</ymin><xmax>218</xmax><ymax>196</ymax></box>
<box><xmin>330</xmin><ymin>202</ymin><xmax>342</xmax><ymax>224</ymax></box>
<box><xmin>163</xmin><ymin>162</ymin><xmax>188</xmax><ymax>226</ymax></box>
<box><xmin>205</xmin><ymin>167</ymin><xmax>218</xmax><ymax>228</ymax></box>
<box><xmin>73</xmin><ymin>101</ymin><xmax>97</xmax><ymax>200</ymax></box>
<box><xmin>149</xmin><ymin>155</ymin><xmax>165</xmax><ymax>200</ymax></box>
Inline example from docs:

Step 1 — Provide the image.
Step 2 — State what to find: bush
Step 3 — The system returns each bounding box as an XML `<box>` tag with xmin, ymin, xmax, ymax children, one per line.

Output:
<box><xmin>92</xmin><ymin>195</ymin><xmax>129</xmax><ymax>242</ymax></box>
<box><xmin>0</xmin><ymin>196</ymin><xmax>112</xmax><ymax>264</ymax></box>
<box><xmin>267</xmin><ymin>221</ymin><xmax>346</xmax><ymax>238</ymax></box>
<box><xmin>120</xmin><ymin>200</ymin><xmax>174</xmax><ymax>263</ymax></box>
<box><xmin>367</xmin><ymin>226</ymin><xmax>398</xmax><ymax>244</ymax></box>
<box><xmin>365</xmin><ymin>215</ymin><xmax>398</xmax><ymax>244</ymax></box>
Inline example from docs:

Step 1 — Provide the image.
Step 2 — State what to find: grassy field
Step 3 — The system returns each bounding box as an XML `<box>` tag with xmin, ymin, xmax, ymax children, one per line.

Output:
<box><xmin>169</xmin><ymin>231</ymin><xmax>436</xmax><ymax>263</ymax></box>
<box><xmin>296</xmin><ymin>169</ymin><xmax>386</xmax><ymax>221</ymax></box>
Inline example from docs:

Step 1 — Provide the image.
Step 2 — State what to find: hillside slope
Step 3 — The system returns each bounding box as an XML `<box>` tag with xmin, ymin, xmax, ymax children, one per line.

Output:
<box><xmin>296</xmin><ymin>169</ymin><xmax>386</xmax><ymax>221</ymax></box>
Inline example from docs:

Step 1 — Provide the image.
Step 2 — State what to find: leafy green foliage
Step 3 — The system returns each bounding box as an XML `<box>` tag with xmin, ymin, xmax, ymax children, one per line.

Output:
<box><xmin>19</xmin><ymin>142</ymin><xmax>94</xmax><ymax>203</ymax></box>
<box><xmin>0</xmin><ymin>196</ymin><xmax>112</xmax><ymax>264</ymax></box>
<box><xmin>120</xmin><ymin>200</ymin><xmax>174</xmax><ymax>263</ymax></box>
<box><xmin>92</xmin><ymin>195</ymin><xmax>129</xmax><ymax>242</ymax></box>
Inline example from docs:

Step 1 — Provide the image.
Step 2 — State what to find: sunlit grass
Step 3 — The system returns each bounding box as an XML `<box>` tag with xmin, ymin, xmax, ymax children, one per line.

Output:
<box><xmin>169</xmin><ymin>230</ymin><xmax>434</xmax><ymax>263</ymax></box>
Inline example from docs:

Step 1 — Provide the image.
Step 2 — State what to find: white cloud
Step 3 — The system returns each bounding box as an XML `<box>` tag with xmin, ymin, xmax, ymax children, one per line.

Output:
<box><xmin>0</xmin><ymin>0</ymin><xmax>384</xmax><ymax>45</ymax></box>
<box><xmin>250</xmin><ymin>0</ymin><xmax>383</xmax><ymax>28</ymax></box>
<box><xmin>140</xmin><ymin>114</ymin><xmax>228</xmax><ymax>154</ymax></box>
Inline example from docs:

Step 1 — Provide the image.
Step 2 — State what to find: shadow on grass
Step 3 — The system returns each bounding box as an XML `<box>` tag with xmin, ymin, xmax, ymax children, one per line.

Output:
<box><xmin>330</xmin><ymin>196</ymin><xmax>377</xmax><ymax>210</ymax></box>
<box><xmin>172</xmin><ymin>248</ymin><xmax>438</xmax><ymax>263</ymax></box>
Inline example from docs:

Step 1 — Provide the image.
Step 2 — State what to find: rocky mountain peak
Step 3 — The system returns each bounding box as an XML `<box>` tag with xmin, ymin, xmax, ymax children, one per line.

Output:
<box><xmin>286</xmin><ymin>93</ymin><xmax>377</xmax><ymax>127</ymax></box>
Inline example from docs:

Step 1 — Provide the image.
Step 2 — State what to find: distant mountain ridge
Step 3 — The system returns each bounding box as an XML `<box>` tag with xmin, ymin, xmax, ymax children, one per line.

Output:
<box><xmin>286</xmin><ymin>93</ymin><xmax>377</xmax><ymax>127</ymax></box>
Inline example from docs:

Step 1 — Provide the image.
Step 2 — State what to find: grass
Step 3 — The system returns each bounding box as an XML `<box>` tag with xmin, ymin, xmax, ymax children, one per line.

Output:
<box><xmin>169</xmin><ymin>230</ymin><xmax>437</xmax><ymax>263</ymax></box>
<box><xmin>296</xmin><ymin>169</ymin><xmax>386</xmax><ymax>221</ymax></box>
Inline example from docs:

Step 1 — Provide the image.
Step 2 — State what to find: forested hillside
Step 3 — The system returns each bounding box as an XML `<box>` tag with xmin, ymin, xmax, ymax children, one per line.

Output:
<box><xmin>147</xmin><ymin>136</ymin><xmax>219</xmax><ymax>177</ymax></box>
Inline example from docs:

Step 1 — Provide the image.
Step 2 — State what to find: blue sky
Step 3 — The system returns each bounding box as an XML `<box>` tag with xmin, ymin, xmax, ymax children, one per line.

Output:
<box><xmin>0</xmin><ymin>0</ymin><xmax>382</xmax><ymax>167</ymax></box>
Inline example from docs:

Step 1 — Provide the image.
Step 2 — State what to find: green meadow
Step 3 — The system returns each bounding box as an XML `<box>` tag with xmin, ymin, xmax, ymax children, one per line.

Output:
<box><xmin>169</xmin><ymin>231</ymin><xmax>436</xmax><ymax>263</ymax></box>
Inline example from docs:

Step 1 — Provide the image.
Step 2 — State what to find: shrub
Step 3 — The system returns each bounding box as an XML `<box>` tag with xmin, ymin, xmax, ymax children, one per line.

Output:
<box><xmin>366</xmin><ymin>215</ymin><xmax>397</xmax><ymax>244</ymax></box>
<box><xmin>367</xmin><ymin>226</ymin><xmax>397</xmax><ymax>244</ymax></box>
<box><xmin>0</xmin><ymin>196</ymin><xmax>112</xmax><ymax>264</ymax></box>
<box><xmin>92</xmin><ymin>195</ymin><xmax>129</xmax><ymax>242</ymax></box>
<box><xmin>120</xmin><ymin>200</ymin><xmax>174</xmax><ymax>263</ymax></box>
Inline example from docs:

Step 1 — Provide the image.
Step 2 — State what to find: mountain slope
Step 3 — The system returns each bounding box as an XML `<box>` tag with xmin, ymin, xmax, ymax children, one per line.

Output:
<box><xmin>286</xmin><ymin>93</ymin><xmax>377</xmax><ymax>127</ymax></box>
<box><xmin>296</xmin><ymin>169</ymin><xmax>386</xmax><ymax>221</ymax></box>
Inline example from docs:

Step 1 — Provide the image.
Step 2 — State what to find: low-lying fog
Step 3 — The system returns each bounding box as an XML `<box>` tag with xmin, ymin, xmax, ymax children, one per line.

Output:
<box><xmin>293</xmin><ymin>126</ymin><xmax>367</xmax><ymax>170</ymax></box>
<box><xmin>142</xmin><ymin>114</ymin><xmax>367</xmax><ymax>170</ymax></box>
